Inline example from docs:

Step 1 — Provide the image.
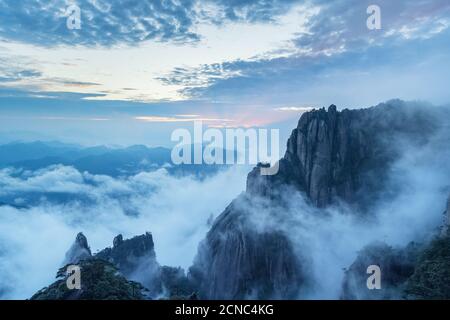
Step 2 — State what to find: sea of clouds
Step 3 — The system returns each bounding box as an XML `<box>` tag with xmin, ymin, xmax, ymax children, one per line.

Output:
<box><xmin>0</xmin><ymin>165</ymin><xmax>249</xmax><ymax>299</ymax></box>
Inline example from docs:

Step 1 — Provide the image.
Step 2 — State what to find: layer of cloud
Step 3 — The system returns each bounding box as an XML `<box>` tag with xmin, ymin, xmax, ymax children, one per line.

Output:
<box><xmin>0</xmin><ymin>165</ymin><xmax>248</xmax><ymax>299</ymax></box>
<box><xmin>11</xmin><ymin>0</ymin><xmax>446</xmax><ymax>49</ymax></box>
<box><xmin>0</xmin><ymin>0</ymin><xmax>307</xmax><ymax>47</ymax></box>
<box><xmin>158</xmin><ymin>0</ymin><xmax>450</xmax><ymax>106</ymax></box>
<box><xmin>199</xmin><ymin>0</ymin><xmax>302</xmax><ymax>24</ymax></box>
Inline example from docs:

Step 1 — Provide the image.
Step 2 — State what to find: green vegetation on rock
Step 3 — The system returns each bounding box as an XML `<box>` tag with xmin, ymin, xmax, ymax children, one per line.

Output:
<box><xmin>405</xmin><ymin>234</ymin><xmax>450</xmax><ymax>299</ymax></box>
<box><xmin>31</xmin><ymin>259</ymin><xmax>147</xmax><ymax>300</ymax></box>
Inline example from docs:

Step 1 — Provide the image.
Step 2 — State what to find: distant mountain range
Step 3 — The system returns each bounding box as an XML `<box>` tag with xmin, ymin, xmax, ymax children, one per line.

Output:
<box><xmin>0</xmin><ymin>141</ymin><xmax>227</xmax><ymax>177</ymax></box>
<box><xmin>0</xmin><ymin>141</ymin><xmax>231</xmax><ymax>209</ymax></box>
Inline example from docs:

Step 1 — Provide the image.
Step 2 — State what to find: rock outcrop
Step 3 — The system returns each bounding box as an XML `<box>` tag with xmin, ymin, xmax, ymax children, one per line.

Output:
<box><xmin>33</xmin><ymin>232</ymin><xmax>196</xmax><ymax>300</ymax></box>
<box><xmin>160</xmin><ymin>266</ymin><xmax>197</xmax><ymax>299</ymax></box>
<box><xmin>248</xmin><ymin>101</ymin><xmax>439</xmax><ymax>208</ymax></box>
<box><xmin>31</xmin><ymin>259</ymin><xmax>146</xmax><ymax>300</ymax></box>
<box><xmin>63</xmin><ymin>232</ymin><xmax>160</xmax><ymax>286</ymax></box>
<box><xmin>340</xmin><ymin>242</ymin><xmax>420</xmax><ymax>299</ymax></box>
<box><xmin>95</xmin><ymin>232</ymin><xmax>162</xmax><ymax>294</ymax></box>
<box><xmin>96</xmin><ymin>233</ymin><xmax>158</xmax><ymax>278</ymax></box>
<box><xmin>189</xmin><ymin>195</ymin><xmax>305</xmax><ymax>299</ymax></box>
<box><xmin>63</xmin><ymin>232</ymin><xmax>92</xmax><ymax>265</ymax></box>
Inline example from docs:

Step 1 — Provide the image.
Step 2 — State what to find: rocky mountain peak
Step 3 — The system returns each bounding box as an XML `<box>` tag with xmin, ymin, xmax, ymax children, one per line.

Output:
<box><xmin>95</xmin><ymin>232</ymin><xmax>159</xmax><ymax>293</ymax></box>
<box><xmin>63</xmin><ymin>232</ymin><xmax>92</xmax><ymax>265</ymax></box>
<box><xmin>75</xmin><ymin>232</ymin><xmax>89</xmax><ymax>249</ymax></box>
<box><xmin>113</xmin><ymin>234</ymin><xmax>123</xmax><ymax>248</ymax></box>
<box><xmin>247</xmin><ymin>101</ymin><xmax>438</xmax><ymax>208</ymax></box>
<box><xmin>34</xmin><ymin>230</ymin><xmax>197</xmax><ymax>300</ymax></box>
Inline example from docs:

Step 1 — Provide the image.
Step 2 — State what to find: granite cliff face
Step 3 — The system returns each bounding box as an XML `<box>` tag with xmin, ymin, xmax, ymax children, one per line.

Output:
<box><xmin>95</xmin><ymin>233</ymin><xmax>195</xmax><ymax>298</ymax></box>
<box><xmin>95</xmin><ymin>232</ymin><xmax>161</xmax><ymax>294</ymax></box>
<box><xmin>33</xmin><ymin>232</ymin><xmax>195</xmax><ymax>300</ymax></box>
<box><xmin>190</xmin><ymin>100</ymin><xmax>447</xmax><ymax>299</ymax></box>
<box><xmin>247</xmin><ymin>101</ymin><xmax>438</xmax><ymax>208</ymax></box>
<box><xmin>405</xmin><ymin>231</ymin><xmax>450</xmax><ymax>299</ymax></box>
<box><xmin>340</xmin><ymin>242</ymin><xmax>421</xmax><ymax>299</ymax></box>
<box><xmin>189</xmin><ymin>196</ymin><xmax>305</xmax><ymax>299</ymax></box>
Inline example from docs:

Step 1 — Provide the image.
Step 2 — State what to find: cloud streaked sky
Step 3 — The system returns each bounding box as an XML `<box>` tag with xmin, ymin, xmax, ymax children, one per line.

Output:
<box><xmin>0</xmin><ymin>0</ymin><xmax>449</xmax><ymax>146</ymax></box>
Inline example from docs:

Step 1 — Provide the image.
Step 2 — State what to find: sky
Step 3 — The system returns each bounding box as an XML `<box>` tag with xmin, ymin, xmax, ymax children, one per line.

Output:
<box><xmin>0</xmin><ymin>0</ymin><xmax>449</xmax><ymax>146</ymax></box>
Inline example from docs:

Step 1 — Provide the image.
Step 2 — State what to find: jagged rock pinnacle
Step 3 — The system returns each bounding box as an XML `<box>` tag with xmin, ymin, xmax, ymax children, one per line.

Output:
<box><xmin>113</xmin><ymin>234</ymin><xmax>123</xmax><ymax>248</ymax></box>
<box><xmin>63</xmin><ymin>232</ymin><xmax>92</xmax><ymax>265</ymax></box>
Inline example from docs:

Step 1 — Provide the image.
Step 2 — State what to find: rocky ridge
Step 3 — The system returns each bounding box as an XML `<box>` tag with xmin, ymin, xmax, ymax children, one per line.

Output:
<box><xmin>33</xmin><ymin>232</ymin><xmax>195</xmax><ymax>300</ymax></box>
